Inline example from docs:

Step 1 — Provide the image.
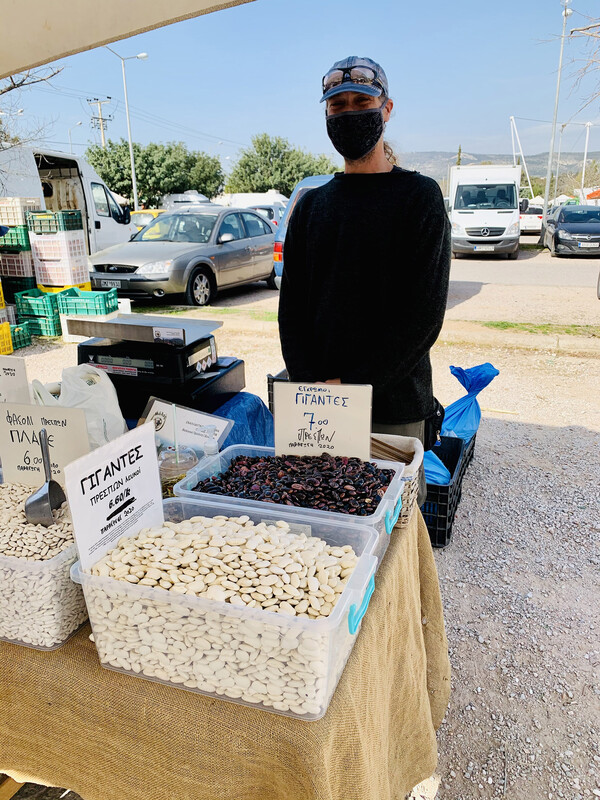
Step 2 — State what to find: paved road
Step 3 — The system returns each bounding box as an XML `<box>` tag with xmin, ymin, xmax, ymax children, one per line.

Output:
<box><xmin>451</xmin><ymin>247</ymin><xmax>599</xmax><ymax>288</ymax></box>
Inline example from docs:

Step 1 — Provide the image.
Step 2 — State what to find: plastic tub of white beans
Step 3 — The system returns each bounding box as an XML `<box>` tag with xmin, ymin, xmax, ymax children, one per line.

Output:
<box><xmin>173</xmin><ymin>445</ymin><xmax>405</xmax><ymax>566</ymax></box>
<box><xmin>0</xmin><ymin>483</ymin><xmax>88</xmax><ymax>650</ymax></box>
<box><xmin>71</xmin><ymin>497</ymin><xmax>378</xmax><ymax>720</ymax></box>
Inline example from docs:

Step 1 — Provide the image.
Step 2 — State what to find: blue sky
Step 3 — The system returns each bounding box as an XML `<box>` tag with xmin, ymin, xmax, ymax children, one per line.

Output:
<box><xmin>6</xmin><ymin>0</ymin><xmax>600</xmax><ymax>168</ymax></box>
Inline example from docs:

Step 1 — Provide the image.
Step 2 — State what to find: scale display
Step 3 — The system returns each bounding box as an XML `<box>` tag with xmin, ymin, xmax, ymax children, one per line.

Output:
<box><xmin>97</xmin><ymin>355</ymin><xmax>154</xmax><ymax>370</ymax></box>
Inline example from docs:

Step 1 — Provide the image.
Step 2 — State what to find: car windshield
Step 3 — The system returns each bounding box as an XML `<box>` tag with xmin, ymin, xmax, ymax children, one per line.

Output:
<box><xmin>132</xmin><ymin>212</ymin><xmax>156</xmax><ymax>227</ymax></box>
<box><xmin>134</xmin><ymin>213</ymin><xmax>218</xmax><ymax>243</ymax></box>
<box><xmin>524</xmin><ymin>206</ymin><xmax>543</xmax><ymax>215</ymax></box>
<box><xmin>559</xmin><ymin>208</ymin><xmax>600</xmax><ymax>224</ymax></box>
<box><xmin>455</xmin><ymin>183</ymin><xmax>517</xmax><ymax>210</ymax></box>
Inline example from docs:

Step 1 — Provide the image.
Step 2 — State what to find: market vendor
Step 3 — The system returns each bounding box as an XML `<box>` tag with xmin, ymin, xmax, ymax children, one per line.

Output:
<box><xmin>278</xmin><ymin>56</ymin><xmax>450</xmax><ymax>503</ymax></box>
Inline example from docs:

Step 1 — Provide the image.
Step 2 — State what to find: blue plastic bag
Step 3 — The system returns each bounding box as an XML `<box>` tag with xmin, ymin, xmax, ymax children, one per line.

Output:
<box><xmin>423</xmin><ymin>449</ymin><xmax>451</xmax><ymax>485</ymax></box>
<box><xmin>441</xmin><ymin>362</ymin><xmax>499</xmax><ymax>443</ymax></box>
<box><xmin>216</xmin><ymin>392</ymin><xmax>274</xmax><ymax>448</ymax></box>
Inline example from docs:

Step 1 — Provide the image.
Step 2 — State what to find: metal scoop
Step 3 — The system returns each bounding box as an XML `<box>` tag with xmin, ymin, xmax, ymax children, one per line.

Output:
<box><xmin>24</xmin><ymin>428</ymin><xmax>67</xmax><ymax>527</ymax></box>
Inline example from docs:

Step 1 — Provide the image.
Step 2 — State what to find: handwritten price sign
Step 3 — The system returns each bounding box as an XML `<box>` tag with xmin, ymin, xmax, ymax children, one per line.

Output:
<box><xmin>273</xmin><ymin>382</ymin><xmax>372</xmax><ymax>461</ymax></box>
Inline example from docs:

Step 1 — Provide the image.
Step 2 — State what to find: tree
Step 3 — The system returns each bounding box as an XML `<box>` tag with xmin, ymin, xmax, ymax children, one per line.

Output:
<box><xmin>225</xmin><ymin>134</ymin><xmax>338</xmax><ymax>195</ymax></box>
<box><xmin>569</xmin><ymin>20</ymin><xmax>600</xmax><ymax>112</ymax></box>
<box><xmin>0</xmin><ymin>67</ymin><xmax>62</xmax><ymax>151</ymax></box>
<box><xmin>456</xmin><ymin>145</ymin><xmax>462</xmax><ymax>166</ymax></box>
<box><xmin>85</xmin><ymin>140</ymin><xmax>225</xmax><ymax>206</ymax></box>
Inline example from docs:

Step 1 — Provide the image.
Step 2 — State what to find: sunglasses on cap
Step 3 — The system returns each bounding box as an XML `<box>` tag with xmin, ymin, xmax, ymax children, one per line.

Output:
<box><xmin>322</xmin><ymin>66</ymin><xmax>385</xmax><ymax>95</ymax></box>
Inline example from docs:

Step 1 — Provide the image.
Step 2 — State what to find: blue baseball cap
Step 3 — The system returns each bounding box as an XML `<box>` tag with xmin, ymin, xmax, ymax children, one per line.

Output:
<box><xmin>321</xmin><ymin>56</ymin><xmax>389</xmax><ymax>103</ymax></box>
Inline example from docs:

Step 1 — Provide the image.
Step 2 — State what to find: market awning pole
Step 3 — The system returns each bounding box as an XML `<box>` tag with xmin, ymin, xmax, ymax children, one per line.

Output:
<box><xmin>581</xmin><ymin>121</ymin><xmax>592</xmax><ymax>197</ymax></box>
<box><xmin>542</xmin><ymin>0</ymin><xmax>572</xmax><ymax>221</ymax></box>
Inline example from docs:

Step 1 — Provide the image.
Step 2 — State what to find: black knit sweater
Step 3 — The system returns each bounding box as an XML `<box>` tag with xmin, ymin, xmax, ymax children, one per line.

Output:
<box><xmin>278</xmin><ymin>167</ymin><xmax>451</xmax><ymax>424</ymax></box>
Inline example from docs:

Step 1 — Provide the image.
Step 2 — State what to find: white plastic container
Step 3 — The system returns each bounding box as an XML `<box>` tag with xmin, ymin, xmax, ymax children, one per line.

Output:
<box><xmin>0</xmin><ymin>250</ymin><xmax>35</xmax><ymax>277</ymax></box>
<box><xmin>0</xmin><ymin>197</ymin><xmax>41</xmax><ymax>227</ymax></box>
<box><xmin>0</xmin><ymin>543</ymin><xmax>88</xmax><ymax>650</ymax></box>
<box><xmin>71</xmin><ymin>497</ymin><xmax>378</xmax><ymax>720</ymax></box>
<box><xmin>173</xmin><ymin>445</ymin><xmax>405</xmax><ymax>565</ymax></box>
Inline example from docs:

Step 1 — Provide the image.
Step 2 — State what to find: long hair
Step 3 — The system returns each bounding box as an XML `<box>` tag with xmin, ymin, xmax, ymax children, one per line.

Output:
<box><xmin>383</xmin><ymin>140</ymin><xmax>398</xmax><ymax>165</ymax></box>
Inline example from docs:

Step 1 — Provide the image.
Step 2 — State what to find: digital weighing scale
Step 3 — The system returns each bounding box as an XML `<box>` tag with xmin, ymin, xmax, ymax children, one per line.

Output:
<box><xmin>69</xmin><ymin>315</ymin><xmax>245</xmax><ymax>420</ymax></box>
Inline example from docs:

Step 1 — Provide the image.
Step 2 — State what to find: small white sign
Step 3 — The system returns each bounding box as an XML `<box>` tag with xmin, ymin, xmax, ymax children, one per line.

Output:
<box><xmin>140</xmin><ymin>397</ymin><xmax>233</xmax><ymax>457</ymax></box>
<box><xmin>65</xmin><ymin>423</ymin><xmax>164</xmax><ymax>571</ymax></box>
<box><xmin>152</xmin><ymin>326</ymin><xmax>184</xmax><ymax>345</ymax></box>
<box><xmin>0</xmin><ymin>355</ymin><xmax>30</xmax><ymax>404</ymax></box>
<box><xmin>0</xmin><ymin>403</ymin><xmax>90</xmax><ymax>485</ymax></box>
<box><xmin>273</xmin><ymin>382</ymin><xmax>372</xmax><ymax>461</ymax></box>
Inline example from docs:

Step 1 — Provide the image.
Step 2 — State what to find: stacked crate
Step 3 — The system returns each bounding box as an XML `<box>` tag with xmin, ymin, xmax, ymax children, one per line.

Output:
<box><xmin>57</xmin><ymin>287</ymin><xmax>119</xmax><ymax>342</ymax></box>
<box><xmin>0</xmin><ymin>199</ymin><xmax>39</xmax><ymax>297</ymax></box>
<box><xmin>14</xmin><ymin>288</ymin><xmax>63</xmax><ymax>337</ymax></box>
<box><xmin>26</xmin><ymin>210</ymin><xmax>90</xmax><ymax>289</ymax></box>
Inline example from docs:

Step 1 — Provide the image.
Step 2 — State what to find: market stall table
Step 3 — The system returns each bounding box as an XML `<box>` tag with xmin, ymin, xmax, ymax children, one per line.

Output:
<box><xmin>0</xmin><ymin>511</ymin><xmax>450</xmax><ymax>800</ymax></box>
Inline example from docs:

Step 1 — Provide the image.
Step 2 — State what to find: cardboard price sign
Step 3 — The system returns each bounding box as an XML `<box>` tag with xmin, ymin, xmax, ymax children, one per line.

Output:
<box><xmin>0</xmin><ymin>403</ymin><xmax>89</xmax><ymax>486</ymax></box>
<box><xmin>65</xmin><ymin>423</ymin><xmax>164</xmax><ymax>571</ymax></box>
<box><xmin>139</xmin><ymin>397</ymin><xmax>233</xmax><ymax>458</ymax></box>
<box><xmin>273</xmin><ymin>382</ymin><xmax>372</xmax><ymax>461</ymax></box>
<box><xmin>0</xmin><ymin>355</ymin><xmax>30</xmax><ymax>404</ymax></box>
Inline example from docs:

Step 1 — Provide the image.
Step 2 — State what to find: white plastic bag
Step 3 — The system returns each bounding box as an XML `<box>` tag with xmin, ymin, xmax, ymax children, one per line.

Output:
<box><xmin>32</xmin><ymin>365</ymin><xmax>128</xmax><ymax>449</ymax></box>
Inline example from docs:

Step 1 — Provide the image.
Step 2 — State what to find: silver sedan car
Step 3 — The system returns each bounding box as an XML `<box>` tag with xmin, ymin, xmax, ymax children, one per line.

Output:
<box><xmin>89</xmin><ymin>206</ymin><xmax>276</xmax><ymax>306</ymax></box>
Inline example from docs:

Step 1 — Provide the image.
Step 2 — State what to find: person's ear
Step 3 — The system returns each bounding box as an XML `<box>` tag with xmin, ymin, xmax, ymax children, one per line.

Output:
<box><xmin>382</xmin><ymin>98</ymin><xmax>393</xmax><ymax>122</ymax></box>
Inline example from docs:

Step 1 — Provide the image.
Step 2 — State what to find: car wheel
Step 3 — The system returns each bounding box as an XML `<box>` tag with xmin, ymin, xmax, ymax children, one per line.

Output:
<box><xmin>186</xmin><ymin>267</ymin><xmax>215</xmax><ymax>306</ymax></box>
<box><xmin>507</xmin><ymin>249</ymin><xmax>519</xmax><ymax>260</ymax></box>
<box><xmin>549</xmin><ymin>240</ymin><xmax>558</xmax><ymax>258</ymax></box>
<box><xmin>265</xmin><ymin>269</ymin><xmax>278</xmax><ymax>290</ymax></box>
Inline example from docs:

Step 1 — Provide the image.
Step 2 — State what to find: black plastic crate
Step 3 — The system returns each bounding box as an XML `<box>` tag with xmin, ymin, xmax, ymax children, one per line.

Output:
<box><xmin>266</xmin><ymin>368</ymin><xmax>289</xmax><ymax>414</ymax></box>
<box><xmin>0</xmin><ymin>276</ymin><xmax>36</xmax><ymax>304</ymax></box>
<box><xmin>420</xmin><ymin>436</ymin><xmax>465</xmax><ymax>548</ymax></box>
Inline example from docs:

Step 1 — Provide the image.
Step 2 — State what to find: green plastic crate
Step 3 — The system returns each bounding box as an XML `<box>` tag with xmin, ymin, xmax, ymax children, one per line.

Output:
<box><xmin>26</xmin><ymin>210</ymin><xmax>83</xmax><ymax>234</ymax></box>
<box><xmin>21</xmin><ymin>314</ymin><xmax>62</xmax><ymax>337</ymax></box>
<box><xmin>10</xmin><ymin>320</ymin><xmax>32</xmax><ymax>349</ymax></box>
<box><xmin>1</xmin><ymin>276</ymin><xmax>36</xmax><ymax>304</ymax></box>
<box><xmin>15</xmin><ymin>288</ymin><xmax>63</xmax><ymax>317</ymax></box>
<box><xmin>0</xmin><ymin>226</ymin><xmax>31</xmax><ymax>251</ymax></box>
<box><xmin>57</xmin><ymin>287</ymin><xmax>118</xmax><ymax>316</ymax></box>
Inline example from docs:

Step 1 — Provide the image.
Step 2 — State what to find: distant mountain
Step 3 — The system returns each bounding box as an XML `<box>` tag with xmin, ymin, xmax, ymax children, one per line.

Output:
<box><xmin>396</xmin><ymin>150</ymin><xmax>600</xmax><ymax>182</ymax></box>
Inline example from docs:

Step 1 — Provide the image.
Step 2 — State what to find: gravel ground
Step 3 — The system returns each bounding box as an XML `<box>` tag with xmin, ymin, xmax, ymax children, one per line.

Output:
<box><xmin>7</xmin><ymin>283</ymin><xmax>600</xmax><ymax>800</ymax></box>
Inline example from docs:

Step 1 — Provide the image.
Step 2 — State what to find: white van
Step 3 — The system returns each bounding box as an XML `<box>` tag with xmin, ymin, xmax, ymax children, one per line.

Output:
<box><xmin>449</xmin><ymin>165</ymin><xmax>525</xmax><ymax>259</ymax></box>
<box><xmin>0</xmin><ymin>146</ymin><xmax>138</xmax><ymax>253</ymax></box>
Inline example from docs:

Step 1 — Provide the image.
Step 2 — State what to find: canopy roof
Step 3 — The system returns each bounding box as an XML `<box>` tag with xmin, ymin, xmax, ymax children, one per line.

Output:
<box><xmin>0</xmin><ymin>0</ymin><xmax>254</xmax><ymax>80</ymax></box>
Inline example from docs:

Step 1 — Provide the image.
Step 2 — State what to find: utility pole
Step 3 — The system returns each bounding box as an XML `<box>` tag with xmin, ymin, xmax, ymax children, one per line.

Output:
<box><xmin>87</xmin><ymin>98</ymin><xmax>112</xmax><ymax>148</ymax></box>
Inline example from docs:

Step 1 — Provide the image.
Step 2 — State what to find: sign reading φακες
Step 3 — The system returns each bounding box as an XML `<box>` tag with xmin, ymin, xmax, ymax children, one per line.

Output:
<box><xmin>0</xmin><ymin>403</ymin><xmax>89</xmax><ymax>486</ymax></box>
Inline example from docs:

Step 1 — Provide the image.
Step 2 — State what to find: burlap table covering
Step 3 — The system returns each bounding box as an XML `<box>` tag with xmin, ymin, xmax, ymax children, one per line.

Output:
<box><xmin>0</xmin><ymin>510</ymin><xmax>450</xmax><ymax>800</ymax></box>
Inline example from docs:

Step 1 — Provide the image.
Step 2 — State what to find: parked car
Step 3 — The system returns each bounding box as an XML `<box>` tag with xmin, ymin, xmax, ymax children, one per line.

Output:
<box><xmin>131</xmin><ymin>209</ymin><xmax>166</xmax><ymax>231</ymax></box>
<box><xmin>89</xmin><ymin>207</ymin><xmax>276</xmax><ymax>305</ymax></box>
<box><xmin>519</xmin><ymin>205</ymin><xmax>543</xmax><ymax>234</ymax></box>
<box><xmin>272</xmin><ymin>175</ymin><xmax>335</xmax><ymax>288</ymax></box>
<box><xmin>162</xmin><ymin>192</ymin><xmax>211</xmax><ymax>209</ymax></box>
<box><xmin>543</xmin><ymin>205</ymin><xmax>600</xmax><ymax>257</ymax></box>
<box><xmin>248</xmin><ymin>203</ymin><xmax>286</xmax><ymax>226</ymax></box>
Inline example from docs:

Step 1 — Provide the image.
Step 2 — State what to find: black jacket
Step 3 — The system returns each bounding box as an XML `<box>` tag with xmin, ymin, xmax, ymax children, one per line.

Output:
<box><xmin>278</xmin><ymin>167</ymin><xmax>451</xmax><ymax>424</ymax></box>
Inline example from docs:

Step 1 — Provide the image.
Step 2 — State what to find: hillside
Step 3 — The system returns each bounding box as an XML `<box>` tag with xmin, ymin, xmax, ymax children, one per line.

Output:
<box><xmin>397</xmin><ymin>150</ymin><xmax>600</xmax><ymax>182</ymax></box>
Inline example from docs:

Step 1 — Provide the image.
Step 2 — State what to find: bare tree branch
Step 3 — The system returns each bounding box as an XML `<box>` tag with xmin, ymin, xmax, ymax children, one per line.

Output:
<box><xmin>0</xmin><ymin>67</ymin><xmax>63</xmax><ymax>98</ymax></box>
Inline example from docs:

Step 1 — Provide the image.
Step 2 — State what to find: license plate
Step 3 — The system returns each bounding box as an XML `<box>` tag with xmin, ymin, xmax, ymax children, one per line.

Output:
<box><xmin>99</xmin><ymin>279</ymin><xmax>122</xmax><ymax>288</ymax></box>
<box><xmin>578</xmin><ymin>241</ymin><xmax>599</xmax><ymax>248</ymax></box>
<box><xmin>474</xmin><ymin>245</ymin><xmax>495</xmax><ymax>252</ymax></box>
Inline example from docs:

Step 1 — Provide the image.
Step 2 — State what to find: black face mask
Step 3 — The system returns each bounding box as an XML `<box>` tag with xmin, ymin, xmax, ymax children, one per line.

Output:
<box><xmin>326</xmin><ymin>106</ymin><xmax>384</xmax><ymax>161</ymax></box>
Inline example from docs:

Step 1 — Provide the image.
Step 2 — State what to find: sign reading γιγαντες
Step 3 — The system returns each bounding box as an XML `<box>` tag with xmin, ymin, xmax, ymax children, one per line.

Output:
<box><xmin>273</xmin><ymin>382</ymin><xmax>372</xmax><ymax>461</ymax></box>
<box><xmin>65</xmin><ymin>422</ymin><xmax>164</xmax><ymax>571</ymax></box>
